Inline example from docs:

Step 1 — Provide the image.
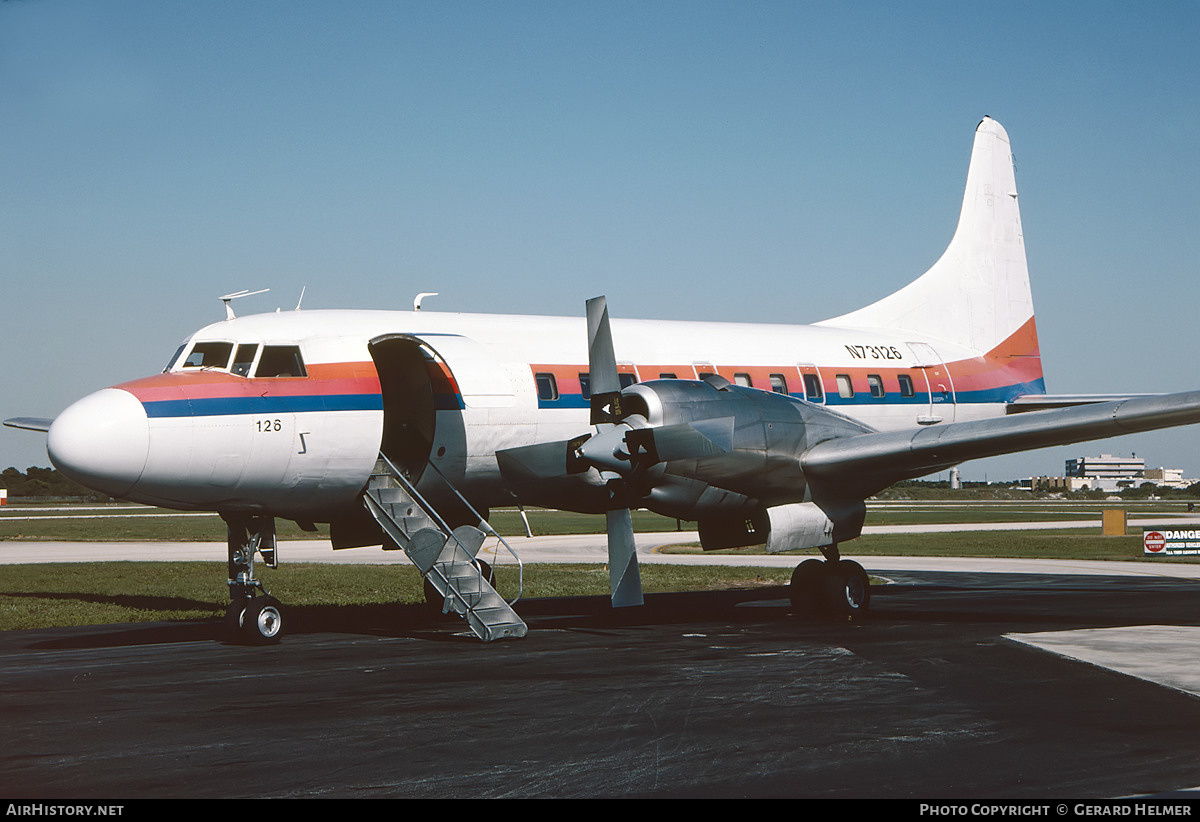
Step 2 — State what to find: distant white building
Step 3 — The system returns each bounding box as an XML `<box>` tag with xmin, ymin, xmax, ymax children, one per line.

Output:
<box><xmin>1065</xmin><ymin>454</ymin><xmax>1144</xmax><ymax>481</ymax></box>
<box><xmin>1027</xmin><ymin>454</ymin><xmax>1195</xmax><ymax>493</ymax></box>
<box><xmin>1144</xmin><ymin>467</ymin><xmax>1198</xmax><ymax>489</ymax></box>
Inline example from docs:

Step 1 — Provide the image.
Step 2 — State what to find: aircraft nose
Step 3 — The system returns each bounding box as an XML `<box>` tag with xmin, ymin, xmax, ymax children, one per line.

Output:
<box><xmin>48</xmin><ymin>388</ymin><xmax>150</xmax><ymax>498</ymax></box>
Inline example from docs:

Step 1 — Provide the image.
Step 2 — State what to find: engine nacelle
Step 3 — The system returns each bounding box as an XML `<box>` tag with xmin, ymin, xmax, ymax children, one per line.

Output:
<box><xmin>497</xmin><ymin>377</ymin><xmax>877</xmax><ymax>524</ymax></box>
<box><xmin>611</xmin><ymin>378</ymin><xmax>873</xmax><ymax>518</ymax></box>
<box><xmin>698</xmin><ymin>499</ymin><xmax>866</xmax><ymax>552</ymax></box>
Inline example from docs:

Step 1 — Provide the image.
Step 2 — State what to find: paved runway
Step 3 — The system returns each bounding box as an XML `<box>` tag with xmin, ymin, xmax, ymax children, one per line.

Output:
<box><xmin>2</xmin><ymin>545</ymin><xmax>1200</xmax><ymax>798</ymax></box>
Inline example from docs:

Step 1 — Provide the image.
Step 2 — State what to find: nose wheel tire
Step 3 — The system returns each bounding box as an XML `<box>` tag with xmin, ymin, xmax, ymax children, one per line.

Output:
<box><xmin>226</xmin><ymin>595</ymin><xmax>284</xmax><ymax>645</ymax></box>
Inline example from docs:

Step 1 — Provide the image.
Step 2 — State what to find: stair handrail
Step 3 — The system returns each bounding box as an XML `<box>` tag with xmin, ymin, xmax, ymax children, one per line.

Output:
<box><xmin>375</xmin><ymin>453</ymin><xmax>524</xmax><ymax>605</ymax></box>
<box><xmin>423</xmin><ymin>458</ymin><xmax>524</xmax><ymax>606</ymax></box>
<box><xmin>375</xmin><ymin>453</ymin><xmax>460</xmax><ymax>541</ymax></box>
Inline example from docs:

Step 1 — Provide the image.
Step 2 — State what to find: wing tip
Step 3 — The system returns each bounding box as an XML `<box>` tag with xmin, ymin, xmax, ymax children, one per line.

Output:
<box><xmin>3</xmin><ymin>417</ymin><xmax>54</xmax><ymax>432</ymax></box>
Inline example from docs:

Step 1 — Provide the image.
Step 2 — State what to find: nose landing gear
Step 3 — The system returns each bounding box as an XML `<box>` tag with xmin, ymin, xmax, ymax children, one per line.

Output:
<box><xmin>223</xmin><ymin>514</ymin><xmax>284</xmax><ymax>645</ymax></box>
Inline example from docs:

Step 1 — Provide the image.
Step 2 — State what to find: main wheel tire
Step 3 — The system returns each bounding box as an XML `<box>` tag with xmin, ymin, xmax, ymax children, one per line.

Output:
<box><xmin>822</xmin><ymin>560</ymin><xmax>870</xmax><ymax>618</ymax></box>
<box><xmin>789</xmin><ymin>559</ymin><xmax>828</xmax><ymax>614</ymax></box>
<box><xmin>242</xmin><ymin>595</ymin><xmax>284</xmax><ymax>644</ymax></box>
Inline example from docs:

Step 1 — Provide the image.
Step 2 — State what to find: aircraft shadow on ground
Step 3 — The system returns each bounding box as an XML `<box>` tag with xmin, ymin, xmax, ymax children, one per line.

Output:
<box><xmin>14</xmin><ymin>573</ymin><xmax>1200</xmax><ymax>651</ymax></box>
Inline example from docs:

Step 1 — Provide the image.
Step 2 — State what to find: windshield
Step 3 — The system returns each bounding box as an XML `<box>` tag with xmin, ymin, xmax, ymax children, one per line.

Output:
<box><xmin>182</xmin><ymin>342</ymin><xmax>234</xmax><ymax>370</ymax></box>
<box><xmin>163</xmin><ymin>344</ymin><xmax>186</xmax><ymax>373</ymax></box>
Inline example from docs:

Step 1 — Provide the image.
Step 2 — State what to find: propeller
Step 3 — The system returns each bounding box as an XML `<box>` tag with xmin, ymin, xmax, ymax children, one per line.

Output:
<box><xmin>496</xmin><ymin>296</ymin><xmax>736</xmax><ymax>607</ymax></box>
<box><xmin>585</xmin><ymin>296</ymin><xmax>643</xmax><ymax>608</ymax></box>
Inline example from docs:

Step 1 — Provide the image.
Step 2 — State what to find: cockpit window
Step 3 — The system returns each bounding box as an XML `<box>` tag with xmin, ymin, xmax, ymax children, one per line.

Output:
<box><xmin>164</xmin><ymin>344</ymin><xmax>186</xmax><ymax>373</ymax></box>
<box><xmin>231</xmin><ymin>344</ymin><xmax>259</xmax><ymax>377</ymax></box>
<box><xmin>183</xmin><ymin>342</ymin><xmax>234</xmax><ymax>370</ymax></box>
<box><xmin>255</xmin><ymin>345</ymin><xmax>307</xmax><ymax>378</ymax></box>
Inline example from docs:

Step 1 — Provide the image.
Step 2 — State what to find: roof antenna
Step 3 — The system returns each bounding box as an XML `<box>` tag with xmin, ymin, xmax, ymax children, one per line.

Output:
<box><xmin>220</xmin><ymin>289</ymin><xmax>269</xmax><ymax>320</ymax></box>
<box><xmin>414</xmin><ymin>292</ymin><xmax>438</xmax><ymax>311</ymax></box>
<box><xmin>295</xmin><ymin>286</ymin><xmax>307</xmax><ymax>311</ymax></box>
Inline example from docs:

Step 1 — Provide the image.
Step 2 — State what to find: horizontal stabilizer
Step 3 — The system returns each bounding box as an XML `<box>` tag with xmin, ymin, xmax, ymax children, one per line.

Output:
<box><xmin>3</xmin><ymin>417</ymin><xmax>53</xmax><ymax>432</ymax></box>
<box><xmin>804</xmin><ymin>389</ymin><xmax>1200</xmax><ymax>498</ymax></box>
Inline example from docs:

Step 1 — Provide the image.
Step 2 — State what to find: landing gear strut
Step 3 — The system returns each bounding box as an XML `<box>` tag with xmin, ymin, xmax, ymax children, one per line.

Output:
<box><xmin>789</xmin><ymin>543</ymin><xmax>870</xmax><ymax>618</ymax></box>
<box><xmin>223</xmin><ymin>513</ymin><xmax>284</xmax><ymax>644</ymax></box>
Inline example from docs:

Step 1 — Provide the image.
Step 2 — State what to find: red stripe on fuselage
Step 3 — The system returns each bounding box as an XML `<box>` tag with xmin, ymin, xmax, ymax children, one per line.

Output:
<box><xmin>115</xmin><ymin>362</ymin><xmax>382</xmax><ymax>404</ymax></box>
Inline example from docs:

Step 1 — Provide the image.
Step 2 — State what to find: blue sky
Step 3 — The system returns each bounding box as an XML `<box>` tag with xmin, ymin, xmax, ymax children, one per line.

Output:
<box><xmin>3</xmin><ymin>1</ymin><xmax>1199</xmax><ymax>482</ymax></box>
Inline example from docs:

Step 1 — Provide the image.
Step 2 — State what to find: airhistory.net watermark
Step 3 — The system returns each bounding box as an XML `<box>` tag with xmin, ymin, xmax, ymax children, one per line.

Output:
<box><xmin>6</xmin><ymin>807</ymin><xmax>124</xmax><ymax>817</ymax></box>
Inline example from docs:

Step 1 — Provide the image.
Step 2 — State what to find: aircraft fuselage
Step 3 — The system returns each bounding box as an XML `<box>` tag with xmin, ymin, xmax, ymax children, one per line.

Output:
<box><xmin>45</xmin><ymin>307</ymin><xmax>1043</xmax><ymax>522</ymax></box>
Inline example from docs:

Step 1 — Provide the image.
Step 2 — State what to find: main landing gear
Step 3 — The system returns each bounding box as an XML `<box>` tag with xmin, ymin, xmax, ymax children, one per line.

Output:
<box><xmin>223</xmin><ymin>513</ymin><xmax>284</xmax><ymax>645</ymax></box>
<box><xmin>788</xmin><ymin>543</ymin><xmax>870</xmax><ymax>618</ymax></box>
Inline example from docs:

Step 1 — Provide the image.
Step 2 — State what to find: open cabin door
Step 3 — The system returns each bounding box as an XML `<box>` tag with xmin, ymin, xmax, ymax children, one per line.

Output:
<box><xmin>368</xmin><ymin>333</ymin><xmax>516</xmax><ymax>482</ymax></box>
<box><xmin>368</xmin><ymin>336</ymin><xmax>438</xmax><ymax>482</ymax></box>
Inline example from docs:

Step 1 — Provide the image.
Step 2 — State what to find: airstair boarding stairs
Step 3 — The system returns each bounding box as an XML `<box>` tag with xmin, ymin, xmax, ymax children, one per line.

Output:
<box><xmin>362</xmin><ymin>453</ymin><xmax>527</xmax><ymax>641</ymax></box>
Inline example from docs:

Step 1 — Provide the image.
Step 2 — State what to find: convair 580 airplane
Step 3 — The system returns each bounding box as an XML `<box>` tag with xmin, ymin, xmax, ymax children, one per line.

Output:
<box><xmin>9</xmin><ymin>117</ymin><xmax>1200</xmax><ymax>644</ymax></box>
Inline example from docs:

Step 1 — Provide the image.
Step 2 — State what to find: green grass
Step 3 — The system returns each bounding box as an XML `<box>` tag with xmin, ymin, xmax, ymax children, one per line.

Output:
<box><xmin>0</xmin><ymin>561</ymin><xmax>791</xmax><ymax>631</ymax></box>
<box><xmin>662</xmin><ymin>530</ymin><xmax>1182</xmax><ymax>561</ymax></box>
<box><xmin>2</xmin><ymin>500</ymin><xmax>1196</xmax><ymax>632</ymax></box>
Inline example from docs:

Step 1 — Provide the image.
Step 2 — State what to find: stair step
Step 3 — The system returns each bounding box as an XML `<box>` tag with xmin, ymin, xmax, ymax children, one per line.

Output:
<box><xmin>362</xmin><ymin>452</ymin><xmax>526</xmax><ymax>642</ymax></box>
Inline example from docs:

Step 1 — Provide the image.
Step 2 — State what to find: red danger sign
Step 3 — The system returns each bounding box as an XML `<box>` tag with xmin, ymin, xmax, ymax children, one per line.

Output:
<box><xmin>1144</xmin><ymin>531</ymin><xmax>1166</xmax><ymax>553</ymax></box>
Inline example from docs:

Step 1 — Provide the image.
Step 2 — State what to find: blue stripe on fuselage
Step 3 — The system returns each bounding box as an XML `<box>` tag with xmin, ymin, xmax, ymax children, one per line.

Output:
<box><xmin>142</xmin><ymin>394</ymin><xmax>385</xmax><ymax>418</ymax></box>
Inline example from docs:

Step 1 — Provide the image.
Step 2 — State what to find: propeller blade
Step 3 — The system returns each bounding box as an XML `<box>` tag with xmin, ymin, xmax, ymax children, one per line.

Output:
<box><xmin>586</xmin><ymin>296</ymin><xmax>624</xmax><ymax>425</ymax></box>
<box><xmin>585</xmin><ymin>297</ymin><xmax>642</xmax><ymax>607</ymax></box>
<box><xmin>606</xmin><ymin>500</ymin><xmax>643</xmax><ymax>608</ymax></box>
<box><xmin>495</xmin><ymin>435</ymin><xmax>591</xmax><ymax>481</ymax></box>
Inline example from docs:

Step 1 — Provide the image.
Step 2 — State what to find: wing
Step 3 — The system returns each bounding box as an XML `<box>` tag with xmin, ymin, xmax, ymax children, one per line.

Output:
<box><xmin>803</xmin><ymin>390</ymin><xmax>1200</xmax><ymax>498</ymax></box>
<box><xmin>3</xmin><ymin>417</ymin><xmax>54</xmax><ymax>432</ymax></box>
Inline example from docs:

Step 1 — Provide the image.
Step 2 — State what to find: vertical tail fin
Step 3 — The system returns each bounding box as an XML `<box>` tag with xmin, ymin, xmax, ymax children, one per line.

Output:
<box><xmin>819</xmin><ymin>117</ymin><xmax>1040</xmax><ymax>371</ymax></box>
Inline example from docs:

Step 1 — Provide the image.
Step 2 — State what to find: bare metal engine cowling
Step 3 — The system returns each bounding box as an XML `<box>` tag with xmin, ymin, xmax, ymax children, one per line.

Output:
<box><xmin>696</xmin><ymin>499</ymin><xmax>867</xmax><ymax>552</ymax></box>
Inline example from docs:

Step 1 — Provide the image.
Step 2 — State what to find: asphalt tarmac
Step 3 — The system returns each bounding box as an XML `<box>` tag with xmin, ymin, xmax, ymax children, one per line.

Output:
<box><xmin>3</xmin><ymin>559</ymin><xmax>1200</xmax><ymax>799</ymax></box>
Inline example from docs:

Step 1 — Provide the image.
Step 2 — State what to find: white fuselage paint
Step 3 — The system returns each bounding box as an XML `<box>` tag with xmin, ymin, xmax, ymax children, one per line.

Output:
<box><xmin>53</xmin><ymin>308</ymin><xmax>1013</xmax><ymax>521</ymax></box>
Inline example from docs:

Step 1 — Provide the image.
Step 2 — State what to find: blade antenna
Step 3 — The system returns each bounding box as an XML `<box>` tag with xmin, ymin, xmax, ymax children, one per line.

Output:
<box><xmin>219</xmin><ymin>288</ymin><xmax>269</xmax><ymax>320</ymax></box>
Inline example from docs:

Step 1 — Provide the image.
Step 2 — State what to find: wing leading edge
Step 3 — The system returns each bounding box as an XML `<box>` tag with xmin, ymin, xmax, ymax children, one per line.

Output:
<box><xmin>803</xmin><ymin>390</ymin><xmax>1200</xmax><ymax>499</ymax></box>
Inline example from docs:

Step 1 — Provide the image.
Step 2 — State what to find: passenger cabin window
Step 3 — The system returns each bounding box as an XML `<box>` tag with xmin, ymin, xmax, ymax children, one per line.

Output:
<box><xmin>255</xmin><ymin>345</ymin><xmax>307</xmax><ymax>378</ymax></box>
<box><xmin>231</xmin><ymin>344</ymin><xmax>259</xmax><ymax>377</ymax></box>
<box><xmin>183</xmin><ymin>342</ymin><xmax>233</xmax><ymax>370</ymax></box>
<box><xmin>898</xmin><ymin>374</ymin><xmax>916</xmax><ymax>397</ymax></box>
<box><xmin>618</xmin><ymin>373</ymin><xmax>638</xmax><ymax>389</ymax></box>
<box><xmin>734</xmin><ymin>373</ymin><xmax>752</xmax><ymax>387</ymax></box>
<box><xmin>535</xmin><ymin>373</ymin><xmax>558</xmax><ymax>401</ymax></box>
<box><xmin>769</xmin><ymin>374</ymin><xmax>788</xmax><ymax>394</ymax></box>
<box><xmin>578</xmin><ymin>373</ymin><xmax>591</xmax><ymax>400</ymax></box>
<box><xmin>659</xmin><ymin>372</ymin><xmax>677</xmax><ymax>379</ymax></box>
<box><xmin>867</xmin><ymin>374</ymin><xmax>885</xmax><ymax>398</ymax></box>
<box><xmin>803</xmin><ymin>373</ymin><xmax>823</xmax><ymax>401</ymax></box>
<box><xmin>836</xmin><ymin>374</ymin><xmax>854</xmax><ymax>398</ymax></box>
